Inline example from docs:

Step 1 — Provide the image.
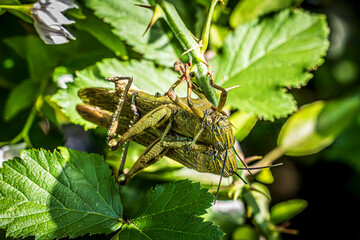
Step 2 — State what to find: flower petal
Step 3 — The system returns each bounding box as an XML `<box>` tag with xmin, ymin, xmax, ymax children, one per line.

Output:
<box><xmin>49</xmin><ymin>0</ymin><xmax>78</xmax><ymax>12</ymax></box>
<box><xmin>33</xmin><ymin>8</ymin><xmax>74</xmax><ymax>25</ymax></box>
<box><xmin>34</xmin><ymin>21</ymin><xmax>75</xmax><ymax>44</ymax></box>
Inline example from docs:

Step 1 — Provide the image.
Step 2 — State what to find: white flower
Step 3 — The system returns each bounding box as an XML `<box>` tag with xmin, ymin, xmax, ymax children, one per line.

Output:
<box><xmin>32</xmin><ymin>0</ymin><xmax>78</xmax><ymax>44</ymax></box>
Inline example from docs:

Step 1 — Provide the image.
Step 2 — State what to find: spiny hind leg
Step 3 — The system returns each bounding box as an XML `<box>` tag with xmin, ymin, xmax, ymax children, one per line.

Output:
<box><xmin>108</xmin><ymin>104</ymin><xmax>173</xmax><ymax>151</ymax></box>
<box><xmin>119</xmin><ymin>138</ymin><xmax>169</xmax><ymax>185</ymax></box>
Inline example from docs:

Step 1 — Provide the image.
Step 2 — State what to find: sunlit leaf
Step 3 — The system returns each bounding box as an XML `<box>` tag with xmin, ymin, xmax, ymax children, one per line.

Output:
<box><xmin>114</xmin><ymin>180</ymin><xmax>224</xmax><ymax>240</ymax></box>
<box><xmin>0</xmin><ymin>147</ymin><xmax>122</xmax><ymax>240</ymax></box>
<box><xmin>212</xmin><ymin>9</ymin><xmax>329</xmax><ymax>120</ymax></box>
<box><xmin>52</xmin><ymin>58</ymin><xmax>180</xmax><ymax>129</ymax></box>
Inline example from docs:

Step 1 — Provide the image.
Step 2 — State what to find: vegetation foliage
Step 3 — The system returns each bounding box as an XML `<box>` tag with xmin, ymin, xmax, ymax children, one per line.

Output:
<box><xmin>0</xmin><ymin>0</ymin><xmax>359</xmax><ymax>239</ymax></box>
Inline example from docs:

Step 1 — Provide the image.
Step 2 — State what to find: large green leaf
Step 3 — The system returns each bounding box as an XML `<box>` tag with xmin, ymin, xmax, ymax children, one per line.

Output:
<box><xmin>0</xmin><ymin>147</ymin><xmax>122</xmax><ymax>240</ymax></box>
<box><xmin>52</xmin><ymin>58</ymin><xmax>181</xmax><ymax>129</ymax></box>
<box><xmin>212</xmin><ymin>9</ymin><xmax>329</xmax><ymax>120</ymax></box>
<box><xmin>114</xmin><ymin>180</ymin><xmax>224</xmax><ymax>240</ymax></box>
<box><xmin>85</xmin><ymin>0</ymin><xmax>178</xmax><ymax>67</ymax></box>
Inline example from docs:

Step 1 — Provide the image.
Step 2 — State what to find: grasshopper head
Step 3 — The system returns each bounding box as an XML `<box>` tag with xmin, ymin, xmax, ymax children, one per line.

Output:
<box><xmin>212</xmin><ymin>117</ymin><xmax>235</xmax><ymax>151</ymax></box>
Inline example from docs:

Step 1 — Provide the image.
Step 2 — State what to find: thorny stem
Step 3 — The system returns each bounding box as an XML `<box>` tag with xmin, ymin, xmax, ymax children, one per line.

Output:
<box><xmin>155</xmin><ymin>0</ymin><xmax>218</xmax><ymax>105</ymax></box>
<box><xmin>200</xmin><ymin>0</ymin><xmax>222</xmax><ymax>53</ymax></box>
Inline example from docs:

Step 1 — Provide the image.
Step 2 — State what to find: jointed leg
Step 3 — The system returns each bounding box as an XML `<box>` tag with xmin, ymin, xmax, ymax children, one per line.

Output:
<box><xmin>119</xmin><ymin>138</ymin><xmax>169</xmax><ymax>185</ymax></box>
<box><xmin>108</xmin><ymin>104</ymin><xmax>173</xmax><ymax>150</ymax></box>
<box><xmin>107</xmin><ymin>76</ymin><xmax>133</xmax><ymax>143</ymax></box>
<box><xmin>168</xmin><ymin>61</ymin><xmax>205</xmax><ymax>118</ymax></box>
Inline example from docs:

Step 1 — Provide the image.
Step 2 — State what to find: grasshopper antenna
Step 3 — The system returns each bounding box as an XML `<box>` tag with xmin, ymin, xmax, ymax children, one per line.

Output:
<box><xmin>237</xmin><ymin>162</ymin><xmax>283</xmax><ymax>170</ymax></box>
<box><xmin>214</xmin><ymin>146</ymin><xmax>228</xmax><ymax>204</ymax></box>
<box><xmin>232</xmin><ymin>147</ymin><xmax>253</xmax><ymax>176</ymax></box>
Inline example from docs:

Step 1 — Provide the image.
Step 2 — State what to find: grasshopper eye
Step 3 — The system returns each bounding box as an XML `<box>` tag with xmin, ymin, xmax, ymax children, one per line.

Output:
<box><xmin>215</xmin><ymin>141</ymin><xmax>224</xmax><ymax>151</ymax></box>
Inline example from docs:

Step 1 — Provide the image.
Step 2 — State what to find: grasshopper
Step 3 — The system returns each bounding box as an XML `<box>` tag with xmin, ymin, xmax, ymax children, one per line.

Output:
<box><xmin>76</xmin><ymin>89</ymin><xmax>239</xmax><ymax>183</ymax></box>
<box><xmin>76</xmin><ymin>76</ymin><xmax>281</xmax><ymax>200</ymax></box>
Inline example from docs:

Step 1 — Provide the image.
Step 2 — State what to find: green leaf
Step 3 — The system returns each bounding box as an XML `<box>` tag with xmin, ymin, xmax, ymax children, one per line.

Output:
<box><xmin>0</xmin><ymin>147</ymin><xmax>122</xmax><ymax>240</ymax></box>
<box><xmin>3</xmin><ymin>80</ymin><xmax>38</xmax><ymax>121</ymax></box>
<box><xmin>229</xmin><ymin>111</ymin><xmax>258</xmax><ymax>142</ymax></box>
<box><xmin>270</xmin><ymin>199</ymin><xmax>307</xmax><ymax>224</ymax></box>
<box><xmin>114</xmin><ymin>180</ymin><xmax>224</xmax><ymax>240</ymax></box>
<box><xmin>4</xmin><ymin>36</ymin><xmax>57</xmax><ymax>82</ymax></box>
<box><xmin>278</xmin><ymin>94</ymin><xmax>360</xmax><ymax>156</ymax></box>
<box><xmin>52</xmin><ymin>58</ymin><xmax>181</xmax><ymax>129</ymax></box>
<box><xmin>229</xmin><ymin>0</ymin><xmax>301</xmax><ymax>27</ymax></box>
<box><xmin>212</xmin><ymin>9</ymin><xmax>329</xmax><ymax>120</ymax></box>
<box><xmin>75</xmin><ymin>7</ymin><xmax>128</xmax><ymax>58</ymax></box>
<box><xmin>85</xmin><ymin>0</ymin><xmax>178</xmax><ymax>67</ymax></box>
<box><xmin>278</xmin><ymin>101</ymin><xmax>332</xmax><ymax>156</ymax></box>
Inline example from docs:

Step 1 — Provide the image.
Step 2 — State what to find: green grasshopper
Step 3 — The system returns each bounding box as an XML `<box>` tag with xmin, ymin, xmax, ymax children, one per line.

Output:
<box><xmin>76</xmin><ymin>76</ymin><xmax>280</xmax><ymax>200</ymax></box>
<box><xmin>77</xmin><ymin>76</ymin><xmax>243</xmax><ymax>180</ymax></box>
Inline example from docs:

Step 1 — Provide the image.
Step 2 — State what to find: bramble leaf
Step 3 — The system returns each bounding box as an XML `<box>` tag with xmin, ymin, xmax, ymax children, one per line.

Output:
<box><xmin>114</xmin><ymin>180</ymin><xmax>224</xmax><ymax>240</ymax></box>
<box><xmin>52</xmin><ymin>58</ymin><xmax>180</xmax><ymax>129</ymax></box>
<box><xmin>85</xmin><ymin>0</ymin><xmax>178</xmax><ymax>67</ymax></box>
<box><xmin>212</xmin><ymin>9</ymin><xmax>329</xmax><ymax>120</ymax></box>
<box><xmin>0</xmin><ymin>147</ymin><xmax>122</xmax><ymax>240</ymax></box>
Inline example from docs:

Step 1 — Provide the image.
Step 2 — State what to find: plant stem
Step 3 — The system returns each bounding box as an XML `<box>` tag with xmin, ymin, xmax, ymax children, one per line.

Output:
<box><xmin>242</xmin><ymin>187</ymin><xmax>280</xmax><ymax>240</ymax></box>
<box><xmin>155</xmin><ymin>0</ymin><xmax>218</xmax><ymax>105</ymax></box>
<box><xmin>200</xmin><ymin>0</ymin><xmax>221</xmax><ymax>53</ymax></box>
<box><xmin>250</xmin><ymin>146</ymin><xmax>286</xmax><ymax>174</ymax></box>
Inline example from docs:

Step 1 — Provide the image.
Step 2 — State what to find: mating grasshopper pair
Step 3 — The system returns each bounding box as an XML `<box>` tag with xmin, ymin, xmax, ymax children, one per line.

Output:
<box><xmin>76</xmin><ymin>63</ymin><xmax>279</xmax><ymax>200</ymax></box>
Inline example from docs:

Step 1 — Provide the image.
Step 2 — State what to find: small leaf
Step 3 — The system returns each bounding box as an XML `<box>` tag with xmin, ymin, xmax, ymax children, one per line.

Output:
<box><xmin>212</xmin><ymin>9</ymin><xmax>329</xmax><ymax>120</ymax></box>
<box><xmin>3</xmin><ymin>80</ymin><xmax>38</xmax><ymax>121</ymax></box>
<box><xmin>270</xmin><ymin>199</ymin><xmax>307</xmax><ymax>224</ymax></box>
<box><xmin>278</xmin><ymin>95</ymin><xmax>360</xmax><ymax>156</ymax></box>
<box><xmin>52</xmin><ymin>58</ymin><xmax>181</xmax><ymax>129</ymax></box>
<box><xmin>229</xmin><ymin>0</ymin><xmax>301</xmax><ymax>27</ymax></box>
<box><xmin>0</xmin><ymin>147</ymin><xmax>122</xmax><ymax>240</ymax></box>
<box><xmin>114</xmin><ymin>180</ymin><xmax>224</xmax><ymax>240</ymax></box>
<box><xmin>85</xmin><ymin>0</ymin><xmax>178</xmax><ymax>67</ymax></box>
